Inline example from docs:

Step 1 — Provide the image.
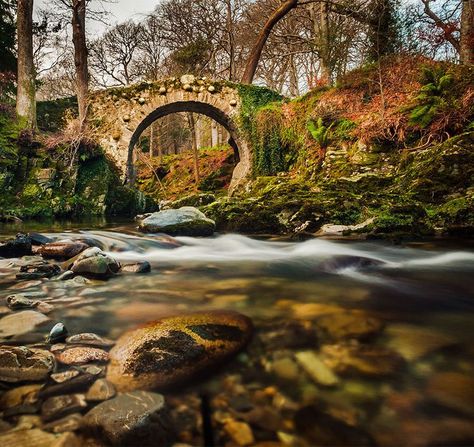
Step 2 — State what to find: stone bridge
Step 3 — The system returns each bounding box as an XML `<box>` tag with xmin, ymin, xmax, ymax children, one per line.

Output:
<box><xmin>90</xmin><ymin>75</ymin><xmax>251</xmax><ymax>192</ymax></box>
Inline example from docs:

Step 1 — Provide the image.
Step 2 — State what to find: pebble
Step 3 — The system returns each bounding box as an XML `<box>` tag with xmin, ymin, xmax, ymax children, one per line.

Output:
<box><xmin>224</xmin><ymin>420</ymin><xmax>255</xmax><ymax>446</ymax></box>
<box><xmin>41</xmin><ymin>394</ymin><xmax>87</xmax><ymax>422</ymax></box>
<box><xmin>295</xmin><ymin>351</ymin><xmax>339</xmax><ymax>386</ymax></box>
<box><xmin>121</xmin><ymin>261</ymin><xmax>151</xmax><ymax>273</ymax></box>
<box><xmin>47</xmin><ymin>323</ymin><xmax>68</xmax><ymax>344</ymax></box>
<box><xmin>271</xmin><ymin>357</ymin><xmax>300</xmax><ymax>381</ymax></box>
<box><xmin>56</xmin><ymin>347</ymin><xmax>109</xmax><ymax>365</ymax></box>
<box><xmin>85</xmin><ymin>378</ymin><xmax>116</xmax><ymax>402</ymax></box>
<box><xmin>66</xmin><ymin>333</ymin><xmax>114</xmax><ymax>348</ymax></box>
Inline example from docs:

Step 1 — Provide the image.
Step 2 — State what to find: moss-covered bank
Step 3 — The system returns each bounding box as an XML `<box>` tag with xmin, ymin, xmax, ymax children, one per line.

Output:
<box><xmin>0</xmin><ymin>106</ymin><xmax>153</xmax><ymax>221</ymax></box>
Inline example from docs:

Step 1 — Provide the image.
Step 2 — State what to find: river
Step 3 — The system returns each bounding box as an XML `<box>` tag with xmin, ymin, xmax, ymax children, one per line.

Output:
<box><xmin>0</xmin><ymin>221</ymin><xmax>473</xmax><ymax>446</ymax></box>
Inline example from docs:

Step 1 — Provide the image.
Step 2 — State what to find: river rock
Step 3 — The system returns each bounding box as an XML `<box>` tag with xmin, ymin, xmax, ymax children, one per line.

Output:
<box><xmin>121</xmin><ymin>261</ymin><xmax>151</xmax><ymax>273</ymax></box>
<box><xmin>41</xmin><ymin>394</ymin><xmax>87</xmax><ymax>422</ymax></box>
<box><xmin>37</xmin><ymin>241</ymin><xmax>88</xmax><ymax>260</ymax></box>
<box><xmin>0</xmin><ymin>384</ymin><xmax>42</xmax><ymax>410</ymax></box>
<box><xmin>29</xmin><ymin>233</ymin><xmax>53</xmax><ymax>246</ymax></box>
<box><xmin>70</xmin><ymin>248</ymin><xmax>120</xmax><ymax>279</ymax></box>
<box><xmin>43</xmin><ymin>413</ymin><xmax>83</xmax><ymax>433</ymax></box>
<box><xmin>85</xmin><ymin>378</ymin><xmax>116</xmax><ymax>402</ymax></box>
<box><xmin>316</xmin><ymin>311</ymin><xmax>384</xmax><ymax>341</ymax></box>
<box><xmin>56</xmin><ymin>347</ymin><xmax>109</xmax><ymax>365</ymax></box>
<box><xmin>66</xmin><ymin>332</ymin><xmax>114</xmax><ymax>348</ymax></box>
<box><xmin>47</xmin><ymin>323</ymin><xmax>68</xmax><ymax>344</ymax></box>
<box><xmin>295</xmin><ymin>351</ymin><xmax>339</xmax><ymax>386</ymax></box>
<box><xmin>0</xmin><ymin>428</ymin><xmax>58</xmax><ymax>447</ymax></box>
<box><xmin>224</xmin><ymin>420</ymin><xmax>255</xmax><ymax>446</ymax></box>
<box><xmin>83</xmin><ymin>390</ymin><xmax>175</xmax><ymax>446</ymax></box>
<box><xmin>107</xmin><ymin>310</ymin><xmax>253</xmax><ymax>391</ymax></box>
<box><xmin>426</xmin><ymin>372</ymin><xmax>474</xmax><ymax>416</ymax></box>
<box><xmin>319</xmin><ymin>255</ymin><xmax>386</xmax><ymax>273</ymax></box>
<box><xmin>322</xmin><ymin>342</ymin><xmax>404</xmax><ymax>377</ymax></box>
<box><xmin>0</xmin><ymin>310</ymin><xmax>50</xmax><ymax>338</ymax></box>
<box><xmin>16</xmin><ymin>262</ymin><xmax>61</xmax><ymax>280</ymax></box>
<box><xmin>138</xmin><ymin>207</ymin><xmax>215</xmax><ymax>236</ymax></box>
<box><xmin>0</xmin><ymin>234</ymin><xmax>32</xmax><ymax>258</ymax></box>
<box><xmin>294</xmin><ymin>405</ymin><xmax>375</xmax><ymax>446</ymax></box>
<box><xmin>0</xmin><ymin>346</ymin><xmax>55</xmax><ymax>382</ymax></box>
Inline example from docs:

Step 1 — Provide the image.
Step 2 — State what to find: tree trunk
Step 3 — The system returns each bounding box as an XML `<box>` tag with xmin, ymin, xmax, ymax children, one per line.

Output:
<box><xmin>318</xmin><ymin>1</ymin><xmax>331</xmax><ymax>83</ymax></box>
<box><xmin>72</xmin><ymin>0</ymin><xmax>89</xmax><ymax>127</ymax></box>
<box><xmin>225</xmin><ymin>0</ymin><xmax>235</xmax><ymax>80</ymax></box>
<box><xmin>460</xmin><ymin>0</ymin><xmax>474</xmax><ymax>64</ymax></box>
<box><xmin>16</xmin><ymin>0</ymin><xmax>36</xmax><ymax>129</ymax></box>
<box><xmin>241</xmin><ymin>0</ymin><xmax>298</xmax><ymax>84</ymax></box>
<box><xmin>187</xmin><ymin>113</ymin><xmax>200</xmax><ymax>185</ymax></box>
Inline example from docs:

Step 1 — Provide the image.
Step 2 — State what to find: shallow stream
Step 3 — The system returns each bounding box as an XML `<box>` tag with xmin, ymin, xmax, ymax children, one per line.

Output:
<box><xmin>0</xmin><ymin>222</ymin><xmax>473</xmax><ymax>446</ymax></box>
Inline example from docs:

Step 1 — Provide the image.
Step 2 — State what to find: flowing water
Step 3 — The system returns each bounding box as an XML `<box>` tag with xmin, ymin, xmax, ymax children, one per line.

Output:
<box><xmin>0</xmin><ymin>222</ymin><xmax>473</xmax><ymax>446</ymax></box>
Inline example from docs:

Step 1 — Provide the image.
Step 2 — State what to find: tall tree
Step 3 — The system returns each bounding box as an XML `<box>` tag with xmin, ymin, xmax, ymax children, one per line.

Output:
<box><xmin>16</xmin><ymin>0</ymin><xmax>36</xmax><ymax>129</ymax></box>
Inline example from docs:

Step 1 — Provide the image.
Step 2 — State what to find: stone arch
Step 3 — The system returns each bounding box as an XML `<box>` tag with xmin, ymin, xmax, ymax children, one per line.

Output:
<box><xmin>91</xmin><ymin>77</ymin><xmax>252</xmax><ymax>193</ymax></box>
<box><xmin>126</xmin><ymin>100</ymin><xmax>245</xmax><ymax>189</ymax></box>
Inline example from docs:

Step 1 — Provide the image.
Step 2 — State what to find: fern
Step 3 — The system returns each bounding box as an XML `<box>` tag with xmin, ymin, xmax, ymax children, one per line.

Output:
<box><xmin>307</xmin><ymin>118</ymin><xmax>333</xmax><ymax>148</ymax></box>
<box><xmin>409</xmin><ymin>66</ymin><xmax>454</xmax><ymax>128</ymax></box>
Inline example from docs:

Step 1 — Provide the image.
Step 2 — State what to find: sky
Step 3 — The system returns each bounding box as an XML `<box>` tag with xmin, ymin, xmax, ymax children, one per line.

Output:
<box><xmin>35</xmin><ymin>0</ymin><xmax>157</xmax><ymax>36</ymax></box>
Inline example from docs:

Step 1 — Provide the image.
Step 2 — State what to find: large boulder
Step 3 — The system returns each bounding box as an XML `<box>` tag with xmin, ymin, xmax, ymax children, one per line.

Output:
<box><xmin>138</xmin><ymin>206</ymin><xmax>215</xmax><ymax>236</ymax></box>
<box><xmin>70</xmin><ymin>247</ymin><xmax>120</xmax><ymax>279</ymax></box>
<box><xmin>83</xmin><ymin>390</ymin><xmax>175</xmax><ymax>446</ymax></box>
<box><xmin>107</xmin><ymin>311</ymin><xmax>253</xmax><ymax>392</ymax></box>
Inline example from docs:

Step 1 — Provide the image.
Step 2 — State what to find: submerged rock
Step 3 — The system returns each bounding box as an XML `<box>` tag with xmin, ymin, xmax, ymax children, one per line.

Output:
<box><xmin>295</xmin><ymin>351</ymin><xmax>339</xmax><ymax>386</ymax></box>
<box><xmin>0</xmin><ymin>428</ymin><xmax>58</xmax><ymax>447</ymax></box>
<box><xmin>36</xmin><ymin>241</ymin><xmax>88</xmax><ymax>260</ymax></box>
<box><xmin>138</xmin><ymin>206</ymin><xmax>215</xmax><ymax>236</ymax></box>
<box><xmin>121</xmin><ymin>261</ymin><xmax>151</xmax><ymax>273</ymax></box>
<box><xmin>0</xmin><ymin>310</ymin><xmax>50</xmax><ymax>338</ymax></box>
<box><xmin>316</xmin><ymin>311</ymin><xmax>384</xmax><ymax>341</ymax></box>
<box><xmin>318</xmin><ymin>255</ymin><xmax>386</xmax><ymax>273</ymax></box>
<box><xmin>16</xmin><ymin>262</ymin><xmax>61</xmax><ymax>280</ymax></box>
<box><xmin>70</xmin><ymin>247</ymin><xmax>120</xmax><ymax>279</ymax></box>
<box><xmin>426</xmin><ymin>372</ymin><xmax>474</xmax><ymax>417</ymax></box>
<box><xmin>0</xmin><ymin>346</ymin><xmax>55</xmax><ymax>382</ymax></box>
<box><xmin>83</xmin><ymin>390</ymin><xmax>175</xmax><ymax>446</ymax></box>
<box><xmin>294</xmin><ymin>405</ymin><xmax>375</xmax><ymax>446</ymax></box>
<box><xmin>0</xmin><ymin>234</ymin><xmax>32</xmax><ymax>258</ymax></box>
<box><xmin>107</xmin><ymin>310</ymin><xmax>253</xmax><ymax>391</ymax></box>
<box><xmin>322</xmin><ymin>342</ymin><xmax>404</xmax><ymax>377</ymax></box>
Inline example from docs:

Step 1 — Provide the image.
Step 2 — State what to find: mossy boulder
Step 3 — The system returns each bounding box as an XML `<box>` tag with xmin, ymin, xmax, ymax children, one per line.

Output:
<box><xmin>138</xmin><ymin>207</ymin><xmax>216</xmax><ymax>236</ymax></box>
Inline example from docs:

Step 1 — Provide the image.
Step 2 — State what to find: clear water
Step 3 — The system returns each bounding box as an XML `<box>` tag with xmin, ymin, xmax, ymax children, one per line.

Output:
<box><xmin>1</xmin><ymin>223</ymin><xmax>473</xmax><ymax>446</ymax></box>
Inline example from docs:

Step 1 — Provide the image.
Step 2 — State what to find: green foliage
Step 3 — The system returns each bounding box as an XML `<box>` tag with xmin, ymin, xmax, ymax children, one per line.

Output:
<box><xmin>234</xmin><ymin>84</ymin><xmax>287</xmax><ymax>175</ymax></box>
<box><xmin>0</xmin><ymin>0</ymin><xmax>16</xmax><ymax>72</ymax></box>
<box><xmin>408</xmin><ymin>66</ymin><xmax>454</xmax><ymax>128</ymax></box>
<box><xmin>307</xmin><ymin>118</ymin><xmax>333</xmax><ymax>148</ymax></box>
<box><xmin>333</xmin><ymin>118</ymin><xmax>356</xmax><ymax>141</ymax></box>
<box><xmin>0</xmin><ymin>110</ymin><xmax>20</xmax><ymax>168</ymax></box>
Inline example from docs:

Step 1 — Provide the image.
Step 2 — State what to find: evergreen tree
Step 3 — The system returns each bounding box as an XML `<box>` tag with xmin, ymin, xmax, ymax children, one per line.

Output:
<box><xmin>0</xmin><ymin>0</ymin><xmax>16</xmax><ymax>72</ymax></box>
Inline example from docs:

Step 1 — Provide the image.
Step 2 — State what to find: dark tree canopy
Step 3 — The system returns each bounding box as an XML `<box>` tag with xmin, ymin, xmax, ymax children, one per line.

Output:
<box><xmin>0</xmin><ymin>0</ymin><xmax>16</xmax><ymax>72</ymax></box>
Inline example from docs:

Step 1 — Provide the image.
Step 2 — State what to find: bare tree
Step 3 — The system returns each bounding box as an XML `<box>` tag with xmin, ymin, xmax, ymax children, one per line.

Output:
<box><xmin>90</xmin><ymin>20</ymin><xmax>143</xmax><ymax>87</ymax></box>
<box><xmin>17</xmin><ymin>0</ymin><xmax>36</xmax><ymax>129</ymax></box>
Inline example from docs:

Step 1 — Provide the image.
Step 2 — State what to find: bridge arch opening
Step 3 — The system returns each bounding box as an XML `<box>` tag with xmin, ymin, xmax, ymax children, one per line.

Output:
<box><xmin>126</xmin><ymin>100</ymin><xmax>249</xmax><ymax>191</ymax></box>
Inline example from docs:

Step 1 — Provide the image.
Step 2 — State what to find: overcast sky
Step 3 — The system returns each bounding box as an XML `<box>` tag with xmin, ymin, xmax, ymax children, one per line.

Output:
<box><xmin>35</xmin><ymin>0</ymin><xmax>158</xmax><ymax>36</ymax></box>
